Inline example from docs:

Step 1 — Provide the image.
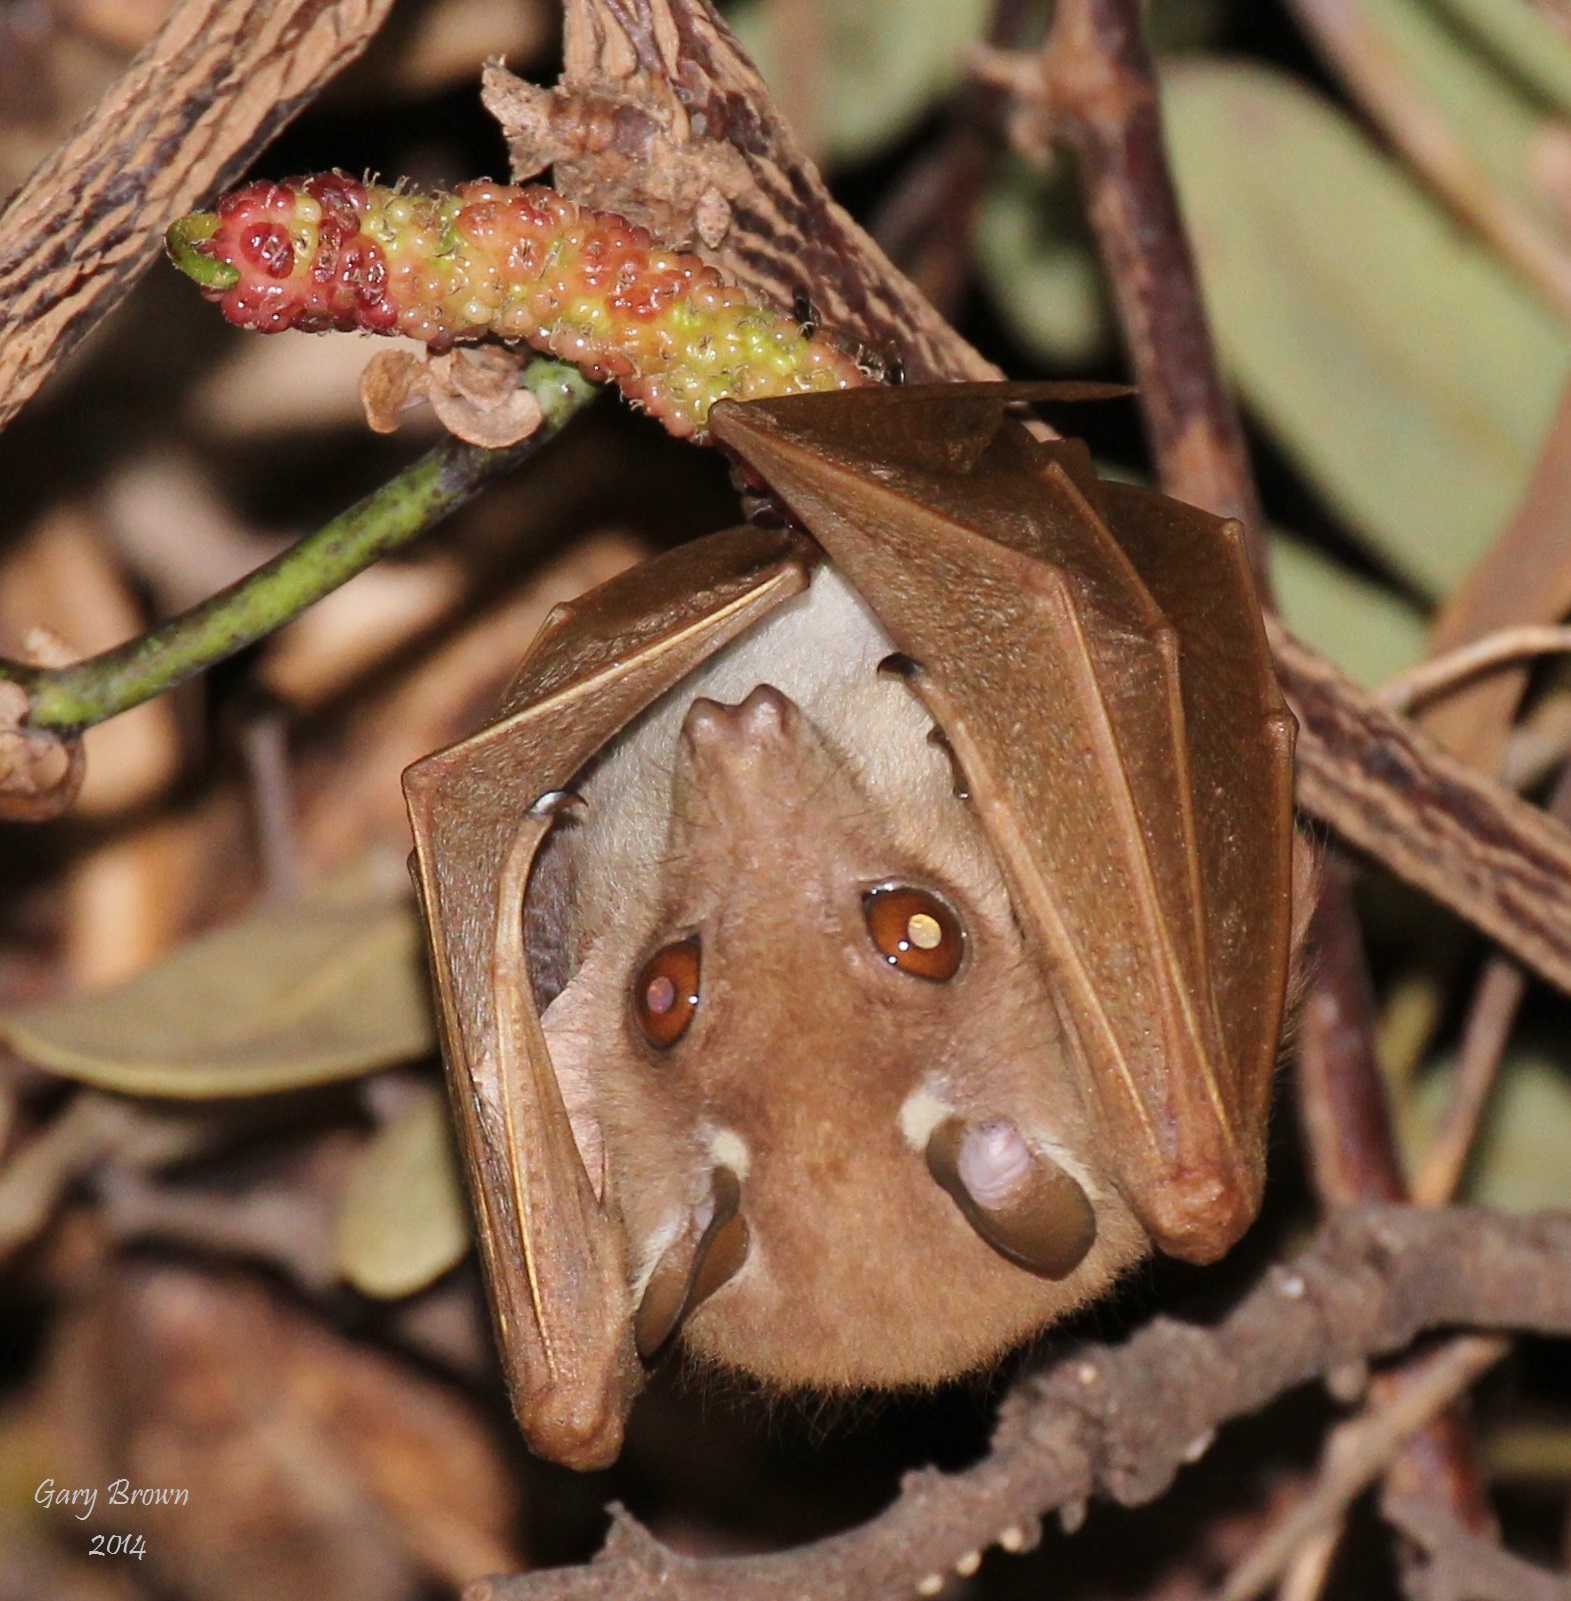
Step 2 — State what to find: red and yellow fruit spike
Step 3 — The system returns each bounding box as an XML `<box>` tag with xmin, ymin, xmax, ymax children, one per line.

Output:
<box><xmin>164</xmin><ymin>173</ymin><xmax>872</xmax><ymax>439</ymax></box>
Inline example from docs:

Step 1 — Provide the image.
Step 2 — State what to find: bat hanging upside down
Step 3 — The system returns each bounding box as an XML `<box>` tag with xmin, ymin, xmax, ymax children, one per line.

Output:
<box><xmin>404</xmin><ymin>384</ymin><xmax>1297</xmax><ymax>1469</ymax></box>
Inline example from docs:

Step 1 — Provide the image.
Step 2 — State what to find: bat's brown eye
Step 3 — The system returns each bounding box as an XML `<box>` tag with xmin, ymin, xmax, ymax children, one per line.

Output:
<box><xmin>635</xmin><ymin>937</ymin><xmax>701</xmax><ymax>1047</ymax></box>
<box><xmin>863</xmin><ymin>886</ymin><xmax>964</xmax><ymax>981</ymax></box>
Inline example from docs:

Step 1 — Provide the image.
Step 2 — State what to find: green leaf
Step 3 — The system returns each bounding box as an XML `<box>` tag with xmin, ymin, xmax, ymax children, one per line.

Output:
<box><xmin>1407</xmin><ymin>1052</ymin><xmax>1571</xmax><ymax>1212</ymax></box>
<box><xmin>1162</xmin><ymin>61</ymin><xmax>1571</xmax><ymax>599</ymax></box>
<box><xmin>730</xmin><ymin>0</ymin><xmax>989</xmax><ymax>163</ymax></box>
<box><xmin>1431</xmin><ymin>0</ymin><xmax>1571</xmax><ymax>118</ymax></box>
<box><xmin>1351</xmin><ymin>0</ymin><xmax>1567</xmax><ymax>257</ymax></box>
<box><xmin>1271</xmin><ymin>534</ymin><xmax>1429</xmax><ymax>689</ymax></box>
<box><xmin>2</xmin><ymin>881</ymin><xmax>434</xmax><ymax>1097</ymax></box>
<box><xmin>1484</xmin><ymin>1421</ymin><xmax>1571</xmax><ymax>1482</ymax></box>
<box><xmin>1143</xmin><ymin>0</ymin><xmax>1229</xmax><ymax>55</ymax></box>
<box><xmin>336</xmin><ymin>1084</ymin><xmax>471</xmax><ymax>1299</ymax></box>
<box><xmin>974</xmin><ymin>159</ymin><xmax>1111</xmax><ymax>366</ymax></box>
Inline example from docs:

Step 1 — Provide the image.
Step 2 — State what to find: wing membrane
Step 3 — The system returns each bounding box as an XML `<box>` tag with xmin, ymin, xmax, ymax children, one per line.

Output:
<box><xmin>404</xmin><ymin>526</ymin><xmax>813</xmax><ymax>1466</ymax></box>
<box><xmin>709</xmin><ymin>391</ymin><xmax>1294</xmax><ymax>1261</ymax></box>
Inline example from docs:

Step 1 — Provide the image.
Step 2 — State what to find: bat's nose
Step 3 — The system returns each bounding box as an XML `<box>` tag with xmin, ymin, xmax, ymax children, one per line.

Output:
<box><xmin>679</xmin><ymin>684</ymin><xmax>815</xmax><ymax>816</ymax></box>
<box><xmin>682</xmin><ymin>682</ymin><xmax>798</xmax><ymax>749</ymax></box>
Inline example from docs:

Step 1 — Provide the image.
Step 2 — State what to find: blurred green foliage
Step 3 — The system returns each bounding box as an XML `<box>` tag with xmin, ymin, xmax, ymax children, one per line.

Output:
<box><xmin>730</xmin><ymin>0</ymin><xmax>990</xmax><ymax>161</ymax></box>
<box><xmin>1163</xmin><ymin>60</ymin><xmax>1569</xmax><ymax>602</ymax></box>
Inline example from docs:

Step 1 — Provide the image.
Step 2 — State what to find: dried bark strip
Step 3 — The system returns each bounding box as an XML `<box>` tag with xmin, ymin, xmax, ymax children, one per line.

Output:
<box><xmin>1274</xmin><ymin>618</ymin><xmax>1571</xmax><ymax>997</ymax></box>
<box><xmin>471</xmin><ymin>1207</ymin><xmax>1571</xmax><ymax>1601</ymax></box>
<box><xmin>0</xmin><ymin>0</ymin><xmax>395</xmax><ymax>433</ymax></box>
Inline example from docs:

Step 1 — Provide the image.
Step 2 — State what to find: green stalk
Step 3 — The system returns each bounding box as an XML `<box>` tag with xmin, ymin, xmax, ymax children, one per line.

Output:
<box><xmin>4</xmin><ymin>362</ymin><xmax>598</xmax><ymax>733</ymax></box>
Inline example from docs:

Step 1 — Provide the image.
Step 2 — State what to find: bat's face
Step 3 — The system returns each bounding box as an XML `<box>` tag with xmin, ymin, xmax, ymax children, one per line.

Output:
<box><xmin>539</xmin><ymin>574</ymin><xmax>1147</xmax><ymax>1389</ymax></box>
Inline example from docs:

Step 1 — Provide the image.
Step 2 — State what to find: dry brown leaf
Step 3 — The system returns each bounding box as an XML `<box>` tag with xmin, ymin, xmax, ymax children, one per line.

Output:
<box><xmin>101</xmin><ymin>453</ymin><xmax>286</xmax><ymax>613</ymax></box>
<box><xmin>56</xmin><ymin>0</ymin><xmax>179</xmax><ymax>53</ymax></box>
<box><xmin>38</xmin><ymin>1261</ymin><xmax>524</xmax><ymax>1600</ymax></box>
<box><xmin>63</xmin><ymin>814</ymin><xmax>203</xmax><ymax>988</ymax></box>
<box><xmin>0</xmin><ymin>29</ymin><xmax>124</xmax><ymax>208</ymax></box>
<box><xmin>298</xmin><ymin>529</ymin><xmax>646</xmax><ymax>873</ymax></box>
<box><xmin>261</xmin><ymin>557</ymin><xmax>466</xmax><ymax>711</ymax></box>
<box><xmin>391</xmin><ymin>0</ymin><xmax>552</xmax><ymax>96</ymax></box>
<box><xmin>0</xmin><ymin>1384</ymin><xmax>144</xmax><ymax>1601</ymax></box>
<box><xmin>197</xmin><ymin>330</ymin><xmax>437</xmax><ymax>438</ymax></box>
<box><xmin>1423</xmin><ymin>380</ymin><xmax>1571</xmax><ymax>770</ymax></box>
<box><xmin>360</xmin><ymin>346</ymin><xmax>545</xmax><ymax>448</ymax></box>
<box><xmin>0</xmin><ymin>504</ymin><xmax>179</xmax><ymax>817</ymax></box>
<box><xmin>2</xmin><ymin>869</ymin><xmax>433</xmax><ymax>1097</ymax></box>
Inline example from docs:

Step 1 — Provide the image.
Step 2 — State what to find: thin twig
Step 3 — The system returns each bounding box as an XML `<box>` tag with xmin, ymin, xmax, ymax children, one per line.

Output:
<box><xmin>1386</xmin><ymin>1493</ymin><xmax>1571</xmax><ymax>1601</ymax></box>
<box><xmin>1212</xmin><ymin>1337</ymin><xmax>1509</xmax><ymax>1601</ymax></box>
<box><xmin>869</xmin><ymin>0</ymin><xmax>1038</xmax><ymax>321</ymax></box>
<box><xmin>1411</xmin><ymin>760</ymin><xmax>1571</xmax><ymax>1206</ymax></box>
<box><xmin>1413</xmin><ymin>960</ymin><xmax>1527</xmax><ymax>1208</ymax></box>
<box><xmin>0</xmin><ymin>1092</ymin><xmax>212</xmax><ymax>1261</ymax></box>
<box><xmin>0</xmin><ymin>363</ymin><xmax>596</xmax><ymax>733</ymax></box>
<box><xmin>1379</xmin><ymin>625</ymin><xmax>1571</xmax><ymax>717</ymax></box>
<box><xmin>974</xmin><ymin>0</ymin><xmax>1266</xmax><ymax>581</ymax></box>
<box><xmin>1423</xmin><ymin>379</ymin><xmax>1571</xmax><ymax>772</ymax></box>
<box><xmin>1295</xmin><ymin>855</ymin><xmax>1408</xmax><ymax>1204</ymax></box>
<box><xmin>1277</xmin><ymin>1525</ymin><xmax>1341</xmax><ymax>1601</ymax></box>
<box><xmin>235</xmin><ymin>696</ymin><xmax>303</xmax><ymax>905</ymax></box>
<box><xmin>0</xmin><ymin>0</ymin><xmax>396</xmax><ymax>431</ymax></box>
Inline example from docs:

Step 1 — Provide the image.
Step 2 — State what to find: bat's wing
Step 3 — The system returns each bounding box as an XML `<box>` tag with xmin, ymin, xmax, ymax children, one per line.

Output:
<box><xmin>708</xmin><ymin>387</ymin><xmax>1294</xmax><ymax>1264</ymax></box>
<box><xmin>403</xmin><ymin>525</ymin><xmax>814</xmax><ymax>1467</ymax></box>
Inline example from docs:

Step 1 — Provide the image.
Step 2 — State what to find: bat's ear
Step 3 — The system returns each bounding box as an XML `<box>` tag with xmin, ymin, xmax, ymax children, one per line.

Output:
<box><xmin>403</xmin><ymin>526</ymin><xmax>813</xmax><ymax>1468</ymax></box>
<box><xmin>710</xmin><ymin>381</ymin><xmax>1131</xmax><ymax>479</ymax></box>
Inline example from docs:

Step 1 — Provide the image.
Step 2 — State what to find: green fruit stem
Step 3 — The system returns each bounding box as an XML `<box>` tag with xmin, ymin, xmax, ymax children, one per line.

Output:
<box><xmin>2</xmin><ymin>361</ymin><xmax>597</xmax><ymax>733</ymax></box>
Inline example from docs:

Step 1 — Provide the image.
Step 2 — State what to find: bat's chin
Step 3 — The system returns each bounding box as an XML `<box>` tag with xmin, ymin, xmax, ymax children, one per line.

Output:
<box><xmin>672</xmin><ymin>1176</ymin><xmax>1150</xmax><ymax>1390</ymax></box>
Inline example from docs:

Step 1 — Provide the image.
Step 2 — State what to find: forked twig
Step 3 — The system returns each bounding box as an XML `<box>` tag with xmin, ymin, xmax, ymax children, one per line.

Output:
<box><xmin>1212</xmin><ymin>1336</ymin><xmax>1509</xmax><ymax>1601</ymax></box>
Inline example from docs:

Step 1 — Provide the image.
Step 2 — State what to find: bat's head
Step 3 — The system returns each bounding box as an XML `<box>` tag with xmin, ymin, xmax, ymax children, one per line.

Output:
<box><xmin>539</xmin><ymin>588</ymin><xmax>1149</xmax><ymax>1389</ymax></box>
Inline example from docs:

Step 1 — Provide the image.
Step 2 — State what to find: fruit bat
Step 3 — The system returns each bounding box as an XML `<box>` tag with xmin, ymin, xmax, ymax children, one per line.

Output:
<box><xmin>402</xmin><ymin>383</ymin><xmax>1297</xmax><ymax>1470</ymax></box>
